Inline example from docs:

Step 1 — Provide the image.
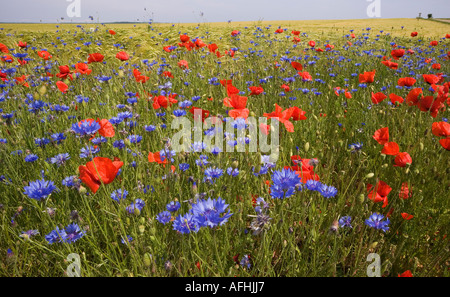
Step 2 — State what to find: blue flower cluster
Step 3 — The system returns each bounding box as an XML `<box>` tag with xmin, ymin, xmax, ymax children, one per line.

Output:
<box><xmin>45</xmin><ymin>223</ymin><xmax>85</xmax><ymax>244</ymax></box>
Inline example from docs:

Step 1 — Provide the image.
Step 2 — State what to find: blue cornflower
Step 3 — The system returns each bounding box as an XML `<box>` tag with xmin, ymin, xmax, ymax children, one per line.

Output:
<box><xmin>349</xmin><ymin>142</ymin><xmax>363</xmax><ymax>153</ymax></box>
<box><xmin>156</xmin><ymin>211</ymin><xmax>172</xmax><ymax>225</ymax></box>
<box><xmin>190</xmin><ymin>197</ymin><xmax>233</xmax><ymax>228</ymax></box>
<box><xmin>172</xmin><ymin>213</ymin><xmax>200</xmax><ymax>234</ymax></box>
<box><xmin>79</xmin><ymin>145</ymin><xmax>100</xmax><ymax>158</ymax></box>
<box><xmin>25</xmin><ymin>154</ymin><xmax>39</xmax><ymax>162</ymax></box>
<box><xmin>203</xmin><ymin>167</ymin><xmax>223</xmax><ymax>183</ymax></box>
<box><xmin>63</xmin><ymin>223</ymin><xmax>85</xmax><ymax>243</ymax></box>
<box><xmin>270</xmin><ymin>168</ymin><xmax>301</xmax><ymax>199</ymax></box>
<box><xmin>166</xmin><ymin>201</ymin><xmax>181</xmax><ymax>212</ymax></box>
<box><xmin>51</xmin><ymin>132</ymin><xmax>66</xmax><ymax>144</ymax></box>
<box><xmin>49</xmin><ymin>153</ymin><xmax>70</xmax><ymax>166</ymax></box>
<box><xmin>111</xmin><ymin>189</ymin><xmax>128</xmax><ymax>202</ymax></box>
<box><xmin>24</xmin><ymin>178</ymin><xmax>57</xmax><ymax>200</ymax></box>
<box><xmin>35</xmin><ymin>138</ymin><xmax>50</xmax><ymax>147</ymax></box>
<box><xmin>62</xmin><ymin>176</ymin><xmax>81</xmax><ymax>188</ymax></box>
<box><xmin>113</xmin><ymin>139</ymin><xmax>125</xmax><ymax>149</ymax></box>
<box><xmin>71</xmin><ymin>120</ymin><xmax>101</xmax><ymax>137</ymax></box>
<box><xmin>179</xmin><ymin>163</ymin><xmax>190</xmax><ymax>172</ymax></box>
<box><xmin>365</xmin><ymin>213</ymin><xmax>390</xmax><ymax>232</ymax></box>
<box><xmin>240</xmin><ymin>254</ymin><xmax>251</xmax><ymax>269</ymax></box>
<box><xmin>305</xmin><ymin>179</ymin><xmax>322</xmax><ymax>191</ymax></box>
<box><xmin>144</xmin><ymin>125</ymin><xmax>156</xmax><ymax>132</ymax></box>
<box><xmin>339</xmin><ymin>216</ymin><xmax>352</xmax><ymax>228</ymax></box>
<box><xmin>121</xmin><ymin>235</ymin><xmax>133</xmax><ymax>245</ymax></box>
<box><xmin>20</xmin><ymin>229</ymin><xmax>39</xmax><ymax>240</ymax></box>
<box><xmin>318</xmin><ymin>184</ymin><xmax>338</xmax><ymax>198</ymax></box>
<box><xmin>127</xmin><ymin>134</ymin><xmax>142</xmax><ymax>143</ymax></box>
<box><xmin>173</xmin><ymin>109</ymin><xmax>187</xmax><ymax>117</ymax></box>
<box><xmin>226</xmin><ymin>167</ymin><xmax>239</xmax><ymax>177</ymax></box>
<box><xmin>91</xmin><ymin>136</ymin><xmax>107</xmax><ymax>145</ymax></box>
<box><xmin>126</xmin><ymin>199</ymin><xmax>145</xmax><ymax>214</ymax></box>
<box><xmin>45</xmin><ymin>227</ymin><xmax>67</xmax><ymax>244</ymax></box>
<box><xmin>195</xmin><ymin>154</ymin><xmax>209</xmax><ymax>167</ymax></box>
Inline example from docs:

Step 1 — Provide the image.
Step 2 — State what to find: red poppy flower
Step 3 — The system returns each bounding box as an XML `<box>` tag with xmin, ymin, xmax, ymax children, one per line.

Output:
<box><xmin>422</xmin><ymin>74</ymin><xmax>440</xmax><ymax>84</ymax></box>
<box><xmin>189</xmin><ymin>106</ymin><xmax>210</xmax><ymax>122</ymax></box>
<box><xmin>411</xmin><ymin>32</ymin><xmax>418</xmax><ymax>37</ymax></box>
<box><xmin>0</xmin><ymin>43</ymin><xmax>9</xmax><ymax>53</ymax></box>
<box><xmin>97</xmin><ymin>119</ymin><xmax>115</xmax><ymax>137</ymax></box>
<box><xmin>439</xmin><ymin>138</ymin><xmax>450</xmax><ymax>150</ymax></box>
<box><xmin>15</xmin><ymin>75</ymin><xmax>29</xmax><ymax>87</ymax></box>
<box><xmin>381</xmin><ymin>59</ymin><xmax>398</xmax><ymax>70</ymax></box>
<box><xmin>208</xmin><ymin>43</ymin><xmax>218</xmax><ymax>53</ymax></box>
<box><xmin>287</xmin><ymin>156</ymin><xmax>320</xmax><ymax>183</ymax></box>
<box><xmin>231</xmin><ymin>30</ymin><xmax>240</xmax><ymax>36</ymax></box>
<box><xmin>292</xmin><ymin>37</ymin><xmax>301</xmax><ymax>43</ymax></box>
<box><xmin>88</xmin><ymin>53</ymin><xmax>104</xmax><ymax>63</ymax></box>
<box><xmin>401</xmin><ymin>213</ymin><xmax>414</xmax><ymax>220</ymax></box>
<box><xmin>417</xmin><ymin>95</ymin><xmax>446</xmax><ymax>117</ymax></box>
<box><xmin>381</xmin><ymin>142</ymin><xmax>400</xmax><ymax>155</ymax></box>
<box><xmin>177</xmin><ymin>60</ymin><xmax>188</xmax><ymax>69</ymax></box>
<box><xmin>359</xmin><ymin>70</ymin><xmax>376</xmax><ymax>83</ymax></box>
<box><xmin>195</xmin><ymin>39</ymin><xmax>206</xmax><ymax>48</ymax></box>
<box><xmin>263</xmin><ymin>104</ymin><xmax>295</xmax><ymax>132</ymax></box>
<box><xmin>432</xmin><ymin>122</ymin><xmax>450</xmax><ymax>137</ymax></box>
<box><xmin>393</xmin><ymin>152</ymin><xmax>412</xmax><ymax>167</ymax></box>
<box><xmin>75</xmin><ymin>63</ymin><xmax>92</xmax><ymax>75</ymax></box>
<box><xmin>399</xmin><ymin>182</ymin><xmax>411</xmax><ymax>200</ymax></box>
<box><xmin>432</xmin><ymin>63</ymin><xmax>441</xmax><ymax>70</ymax></box>
<box><xmin>56</xmin><ymin>65</ymin><xmax>73</xmax><ymax>80</ymax></box>
<box><xmin>79</xmin><ymin>157</ymin><xmax>123</xmax><ymax>194</ymax></box>
<box><xmin>391</xmin><ymin>49</ymin><xmax>404</xmax><ymax>60</ymax></box>
<box><xmin>116</xmin><ymin>51</ymin><xmax>129</xmax><ymax>61</ymax></box>
<box><xmin>367</xmin><ymin>181</ymin><xmax>391</xmax><ymax>208</ymax></box>
<box><xmin>133</xmin><ymin>69</ymin><xmax>149</xmax><ymax>83</ymax></box>
<box><xmin>56</xmin><ymin>81</ymin><xmax>68</xmax><ymax>93</ymax></box>
<box><xmin>18</xmin><ymin>41</ymin><xmax>27</xmax><ymax>48</ymax></box>
<box><xmin>430</xmin><ymin>40</ymin><xmax>438</xmax><ymax>46</ymax></box>
<box><xmin>109</xmin><ymin>30</ymin><xmax>116</xmax><ymax>35</ymax></box>
<box><xmin>308</xmin><ymin>40</ymin><xmax>316</xmax><ymax>47</ymax></box>
<box><xmin>405</xmin><ymin>88</ymin><xmax>423</xmax><ymax>106</ymax></box>
<box><xmin>446</xmin><ymin>34</ymin><xmax>450</xmax><ymax>39</ymax></box>
<box><xmin>248</xmin><ymin>85</ymin><xmax>264</xmax><ymax>96</ymax></box>
<box><xmin>315</xmin><ymin>48</ymin><xmax>324</xmax><ymax>52</ymax></box>
<box><xmin>162</xmin><ymin>71</ymin><xmax>174</xmax><ymax>78</ymax></box>
<box><xmin>152</xmin><ymin>95</ymin><xmax>178</xmax><ymax>109</ymax></box>
<box><xmin>397</xmin><ymin>77</ymin><xmax>416</xmax><ymax>87</ymax></box>
<box><xmin>259</xmin><ymin>123</ymin><xmax>270</xmax><ymax>135</ymax></box>
<box><xmin>407</xmin><ymin>49</ymin><xmax>415</xmax><ymax>55</ymax></box>
<box><xmin>291</xmin><ymin>61</ymin><xmax>303</xmax><ymax>71</ymax></box>
<box><xmin>223</xmin><ymin>94</ymin><xmax>249</xmax><ymax>119</ymax></box>
<box><xmin>389</xmin><ymin>93</ymin><xmax>404</xmax><ymax>105</ymax></box>
<box><xmin>371</xmin><ymin>92</ymin><xmax>387</xmax><ymax>104</ymax></box>
<box><xmin>298</xmin><ymin>71</ymin><xmax>312</xmax><ymax>81</ymax></box>
<box><xmin>373</xmin><ymin>127</ymin><xmax>389</xmax><ymax>145</ymax></box>
<box><xmin>398</xmin><ymin>270</ymin><xmax>413</xmax><ymax>277</ymax></box>
<box><xmin>37</xmin><ymin>50</ymin><xmax>52</xmax><ymax>60</ymax></box>
<box><xmin>281</xmin><ymin>84</ymin><xmax>290</xmax><ymax>92</ymax></box>
<box><xmin>275</xmin><ymin>28</ymin><xmax>284</xmax><ymax>34</ymax></box>
<box><xmin>291</xmin><ymin>30</ymin><xmax>300</xmax><ymax>36</ymax></box>
<box><xmin>148</xmin><ymin>151</ymin><xmax>167</xmax><ymax>164</ymax></box>
<box><xmin>226</xmin><ymin>84</ymin><xmax>240</xmax><ymax>97</ymax></box>
<box><xmin>180</xmin><ymin>34</ymin><xmax>190</xmax><ymax>43</ymax></box>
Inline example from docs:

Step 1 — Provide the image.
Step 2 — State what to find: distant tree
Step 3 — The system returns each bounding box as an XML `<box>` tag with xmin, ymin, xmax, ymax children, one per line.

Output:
<box><xmin>418</xmin><ymin>13</ymin><xmax>422</xmax><ymax>18</ymax></box>
<box><xmin>428</xmin><ymin>13</ymin><xmax>433</xmax><ymax>19</ymax></box>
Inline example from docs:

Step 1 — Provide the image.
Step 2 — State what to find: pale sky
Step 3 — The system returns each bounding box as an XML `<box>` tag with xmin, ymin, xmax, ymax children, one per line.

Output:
<box><xmin>0</xmin><ymin>0</ymin><xmax>448</xmax><ymax>23</ymax></box>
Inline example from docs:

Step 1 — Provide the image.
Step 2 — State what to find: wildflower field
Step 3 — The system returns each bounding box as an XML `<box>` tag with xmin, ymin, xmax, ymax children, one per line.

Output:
<box><xmin>0</xmin><ymin>18</ymin><xmax>449</xmax><ymax>277</ymax></box>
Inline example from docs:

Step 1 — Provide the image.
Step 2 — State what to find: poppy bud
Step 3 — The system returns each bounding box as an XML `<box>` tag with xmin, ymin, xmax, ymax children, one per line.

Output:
<box><xmin>369</xmin><ymin>242</ymin><xmax>378</xmax><ymax>249</ymax></box>
<box><xmin>143</xmin><ymin>253</ymin><xmax>152</xmax><ymax>267</ymax></box>
<box><xmin>78</xmin><ymin>185</ymin><xmax>87</xmax><ymax>194</ymax></box>
<box><xmin>382</xmin><ymin>163</ymin><xmax>388</xmax><ymax>168</ymax></box>
<box><xmin>305</xmin><ymin>142</ymin><xmax>310</xmax><ymax>152</ymax></box>
<box><xmin>358</xmin><ymin>194</ymin><xmax>365</xmax><ymax>203</ymax></box>
<box><xmin>231</xmin><ymin>160</ymin><xmax>239</xmax><ymax>169</ymax></box>
<box><xmin>419</xmin><ymin>143</ymin><xmax>424</xmax><ymax>151</ymax></box>
<box><xmin>134</xmin><ymin>208</ymin><xmax>141</xmax><ymax>216</ymax></box>
<box><xmin>365</xmin><ymin>173</ymin><xmax>374</xmax><ymax>179</ymax></box>
<box><xmin>124</xmin><ymin>138</ymin><xmax>131</xmax><ymax>146</ymax></box>
<box><xmin>250</xmin><ymin>111</ymin><xmax>256</xmax><ymax>117</ymax></box>
<box><xmin>126</xmin><ymin>218</ymin><xmax>130</xmax><ymax>225</ymax></box>
<box><xmin>414</xmin><ymin>169</ymin><xmax>419</xmax><ymax>174</ymax></box>
<box><xmin>39</xmin><ymin>85</ymin><xmax>47</xmax><ymax>95</ymax></box>
<box><xmin>139</xmin><ymin>225</ymin><xmax>145</xmax><ymax>234</ymax></box>
<box><xmin>139</xmin><ymin>217</ymin><xmax>146</xmax><ymax>224</ymax></box>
